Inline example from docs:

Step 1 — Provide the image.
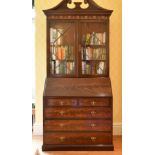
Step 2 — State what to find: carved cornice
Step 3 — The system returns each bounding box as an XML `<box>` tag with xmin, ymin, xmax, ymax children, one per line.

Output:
<box><xmin>43</xmin><ymin>0</ymin><xmax>113</xmax><ymax>17</ymax></box>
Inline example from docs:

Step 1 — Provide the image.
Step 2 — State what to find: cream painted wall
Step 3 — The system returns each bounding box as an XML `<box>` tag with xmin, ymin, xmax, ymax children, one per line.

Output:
<box><xmin>35</xmin><ymin>0</ymin><xmax>122</xmax><ymax>124</ymax></box>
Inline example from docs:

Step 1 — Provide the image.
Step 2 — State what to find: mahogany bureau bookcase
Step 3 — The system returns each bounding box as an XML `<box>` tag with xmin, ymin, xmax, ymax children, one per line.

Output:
<box><xmin>42</xmin><ymin>0</ymin><xmax>114</xmax><ymax>151</ymax></box>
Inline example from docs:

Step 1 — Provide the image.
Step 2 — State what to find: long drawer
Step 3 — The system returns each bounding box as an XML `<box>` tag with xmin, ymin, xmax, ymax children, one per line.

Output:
<box><xmin>45</xmin><ymin>98</ymin><xmax>111</xmax><ymax>107</ymax></box>
<box><xmin>44</xmin><ymin>132</ymin><xmax>112</xmax><ymax>145</ymax></box>
<box><xmin>45</xmin><ymin>107</ymin><xmax>112</xmax><ymax>119</ymax></box>
<box><xmin>44</xmin><ymin>119</ymin><xmax>112</xmax><ymax>132</ymax></box>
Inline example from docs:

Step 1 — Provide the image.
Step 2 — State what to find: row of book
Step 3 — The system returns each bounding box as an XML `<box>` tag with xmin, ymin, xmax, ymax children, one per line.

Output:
<box><xmin>51</xmin><ymin>46</ymin><xmax>74</xmax><ymax>60</ymax></box>
<box><xmin>82</xmin><ymin>32</ymin><xmax>106</xmax><ymax>45</ymax></box>
<box><xmin>81</xmin><ymin>47</ymin><xmax>106</xmax><ymax>60</ymax></box>
<box><xmin>50</xmin><ymin>61</ymin><xmax>75</xmax><ymax>75</ymax></box>
<box><xmin>82</xmin><ymin>61</ymin><xmax>105</xmax><ymax>75</ymax></box>
<box><xmin>50</xmin><ymin>28</ymin><xmax>64</xmax><ymax>45</ymax></box>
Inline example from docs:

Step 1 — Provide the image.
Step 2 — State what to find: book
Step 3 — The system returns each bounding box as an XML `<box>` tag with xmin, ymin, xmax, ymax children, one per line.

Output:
<box><xmin>85</xmin><ymin>48</ymin><xmax>89</xmax><ymax>60</ymax></box>
<box><xmin>66</xmin><ymin>62</ymin><xmax>70</xmax><ymax>74</ymax></box>
<box><xmin>51</xmin><ymin>45</ymin><xmax>74</xmax><ymax>61</ymax></box>
<box><xmin>82</xmin><ymin>61</ymin><xmax>92</xmax><ymax>75</ymax></box>
<box><xmin>96</xmin><ymin>62</ymin><xmax>105</xmax><ymax>74</ymax></box>
<box><xmin>56</xmin><ymin>47</ymin><xmax>62</xmax><ymax>60</ymax></box>
<box><xmin>55</xmin><ymin>60</ymin><xmax>60</xmax><ymax>74</ymax></box>
<box><xmin>50</xmin><ymin>28</ymin><xmax>57</xmax><ymax>44</ymax></box>
<box><xmin>66</xmin><ymin>62</ymin><xmax>75</xmax><ymax>75</ymax></box>
<box><xmin>103</xmin><ymin>32</ymin><xmax>106</xmax><ymax>44</ymax></box>
<box><xmin>51</xmin><ymin>46</ymin><xmax>56</xmax><ymax>60</ymax></box>
<box><xmin>101</xmin><ymin>48</ymin><xmax>106</xmax><ymax>60</ymax></box>
<box><xmin>57</xmin><ymin>29</ymin><xmax>64</xmax><ymax>45</ymax></box>
<box><xmin>83</xmin><ymin>32</ymin><xmax>106</xmax><ymax>45</ymax></box>
<box><xmin>50</xmin><ymin>61</ymin><xmax>55</xmax><ymax>74</ymax></box>
<box><xmin>86</xmin><ymin>33</ymin><xmax>91</xmax><ymax>45</ymax></box>
<box><xmin>50</xmin><ymin>28</ymin><xmax>64</xmax><ymax>45</ymax></box>
<box><xmin>59</xmin><ymin>62</ymin><xmax>64</xmax><ymax>74</ymax></box>
<box><xmin>82</xmin><ymin>61</ymin><xmax>85</xmax><ymax>74</ymax></box>
<box><xmin>61</xmin><ymin>46</ymin><xmax>65</xmax><ymax>60</ymax></box>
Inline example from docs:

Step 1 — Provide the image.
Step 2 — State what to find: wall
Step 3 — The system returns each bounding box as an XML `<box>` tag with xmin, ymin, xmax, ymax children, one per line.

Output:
<box><xmin>35</xmin><ymin>0</ymin><xmax>122</xmax><ymax>134</ymax></box>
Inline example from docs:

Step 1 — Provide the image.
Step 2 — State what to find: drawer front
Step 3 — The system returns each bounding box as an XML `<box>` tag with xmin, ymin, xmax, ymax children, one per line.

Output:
<box><xmin>44</xmin><ymin>132</ymin><xmax>112</xmax><ymax>145</ymax></box>
<box><xmin>44</xmin><ymin>119</ymin><xmax>112</xmax><ymax>132</ymax></box>
<box><xmin>45</xmin><ymin>107</ymin><xmax>112</xmax><ymax>119</ymax></box>
<box><xmin>46</xmin><ymin>99</ymin><xmax>78</xmax><ymax>106</ymax></box>
<box><xmin>79</xmin><ymin>98</ymin><xmax>111</xmax><ymax>107</ymax></box>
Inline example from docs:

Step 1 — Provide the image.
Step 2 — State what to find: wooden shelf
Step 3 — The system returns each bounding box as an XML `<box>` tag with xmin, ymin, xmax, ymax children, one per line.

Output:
<box><xmin>81</xmin><ymin>45</ymin><xmax>106</xmax><ymax>48</ymax></box>
<box><xmin>50</xmin><ymin>44</ymin><xmax>74</xmax><ymax>47</ymax></box>
<box><xmin>51</xmin><ymin>60</ymin><xmax>75</xmax><ymax>62</ymax></box>
<box><xmin>82</xmin><ymin>60</ymin><xmax>106</xmax><ymax>62</ymax></box>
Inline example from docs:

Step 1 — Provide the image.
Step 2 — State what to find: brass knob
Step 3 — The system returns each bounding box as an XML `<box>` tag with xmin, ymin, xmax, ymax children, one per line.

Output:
<box><xmin>60</xmin><ymin>123</ymin><xmax>64</xmax><ymax>127</ymax></box>
<box><xmin>91</xmin><ymin>137</ymin><xmax>96</xmax><ymax>141</ymax></box>
<box><xmin>91</xmin><ymin>123</ymin><xmax>96</xmax><ymax>128</ymax></box>
<box><xmin>60</xmin><ymin>137</ymin><xmax>65</xmax><ymax>142</ymax></box>
<box><xmin>91</xmin><ymin>111</ymin><xmax>96</xmax><ymax>115</ymax></box>
<box><xmin>59</xmin><ymin>111</ymin><xmax>65</xmax><ymax>115</ymax></box>
<box><xmin>91</xmin><ymin>101</ymin><xmax>96</xmax><ymax>106</ymax></box>
<box><xmin>60</xmin><ymin>101</ymin><xmax>64</xmax><ymax>106</ymax></box>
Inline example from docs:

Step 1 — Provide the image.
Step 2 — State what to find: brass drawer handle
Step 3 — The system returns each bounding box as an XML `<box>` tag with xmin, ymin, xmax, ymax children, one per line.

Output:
<box><xmin>59</xmin><ymin>111</ymin><xmax>65</xmax><ymax>115</ymax></box>
<box><xmin>59</xmin><ymin>137</ymin><xmax>65</xmax><ymax>142</ymax></box>
<box><xmin>91</xmin><ymin>101</ymin><xmax>96</xmax><ymax>106</ymax></box>
<box><xmin>91</xmin><ymin>123</ymin><xmax>96</xmax><ymax>128</ymax></box>
<box><xmin>91</xmin><ymin>111</ymin><xmax>96</xmax><ymax>115</ymax></box>
<box><xmin>60</xmin><ymin>101</ymin><xmax>64</xmax><ymax>106</ymax></box>
<box><xmin>91</xmin><ymin>137</ymin><xmax>96</xmax><ymax>141</ymax></box>
<box><xmin>59</xmin><ymin>123</ymin><xmax>64</xmax><ymax>127</ymax></box>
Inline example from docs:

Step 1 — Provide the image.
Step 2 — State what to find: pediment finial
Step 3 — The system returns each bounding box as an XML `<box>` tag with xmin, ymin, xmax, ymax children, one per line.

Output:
<box><xmin>67</xmin><ymin>0</ymin><xmax>89</xmax><ymax>9</ymax></box>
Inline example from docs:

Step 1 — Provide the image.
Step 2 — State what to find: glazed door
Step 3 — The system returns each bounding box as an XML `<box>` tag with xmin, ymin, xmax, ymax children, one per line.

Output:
<box><xmin>79</xmin><ymin>21</ymin><xmax>109</xmax><ymax>77</ymax></box>
<box><xmin>48</xmin><ymin>21</ymin><xmax>77</xmax><ymax>77</ymax></box>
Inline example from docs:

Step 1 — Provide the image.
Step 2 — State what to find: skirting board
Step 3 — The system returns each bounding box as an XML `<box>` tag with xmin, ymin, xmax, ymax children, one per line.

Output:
<box><xmin>33</xmin><ymin>123</ymin><xmax>122</xmax><ymax>136</ymax></box>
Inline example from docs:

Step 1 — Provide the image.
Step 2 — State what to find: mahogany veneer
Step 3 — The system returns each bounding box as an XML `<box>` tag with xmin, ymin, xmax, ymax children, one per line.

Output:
<box><xmin>43</xmin><ymin>78</ymin><xmax>114</xmax><ymax>151</ymax></box>
<box><xmin>42</xmin><ymin>0</ymin><xmax>113</xmax><ymax>151</ymax></box>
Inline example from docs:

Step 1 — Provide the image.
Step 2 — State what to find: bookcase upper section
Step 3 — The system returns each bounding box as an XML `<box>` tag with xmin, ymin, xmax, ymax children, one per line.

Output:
<box><xmin>43</xmin><ymin>0</ymin><xmax>113</xmax><ymax>16</ymax></box>
<box><xmin>43</xmin><ymin>0</ymin><xmax>113</xmax><ymax>78</ymax></box>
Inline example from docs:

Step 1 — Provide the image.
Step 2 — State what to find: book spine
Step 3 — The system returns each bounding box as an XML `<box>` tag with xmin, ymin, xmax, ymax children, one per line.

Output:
<box><xmin>50</xmin><ymin>28</ymin><xmax>56</xmax><ymax>44</ymax></box>
<box><xmin>66</xmin><ymin>62</ymin><xmax>69</xmax><ymax>74</ymax></box>
<box><xmin>55</xmin><ymin>60</ymin><xmax>60</xmax><ymax>74</ymax></box>
<box><xmin>81</xmin><ymin>47</ymin><xmax>83</xmax><ymax>60</ymax></box>
<box><xmin>103</xmin><ymin>32</ymin><xmax>106</xmax><ymax>45</ymax></box>
<box><xmin>86</xmin><ymin>48</ymin><xmax>89</xmax><ymax>60</ymax></box>
<box><xmin>99</xmin><ymin>62</ymin><xmax>105</xmax><ymax>74</ymax></box>
<box><xmin>50</xmin><ymin>61</ymin><xmax>55</xmax><ymax>74</ymax></box>
<box><xmin>61</xmin><ymin>46</ymin><xmax>65</xmax><ymax>60</ymax></box>
<box><xmin>57</xmin><ymin>47</ymin><xmax>61</xmax><ymax>60</ymax></box>
<box><xmin>70</xmin><ymin>62</ymin><xmax>74</xmax><ymax>74</ymax></box>
<box><xmin>52</xmin><ymin>46</ymin><xmax>56</xmax><ymax>60</ymax></box>
<box><xmin>82</xmin><ymin>61</ymin><xmax>84</xmax><ymax>74</ymax></box>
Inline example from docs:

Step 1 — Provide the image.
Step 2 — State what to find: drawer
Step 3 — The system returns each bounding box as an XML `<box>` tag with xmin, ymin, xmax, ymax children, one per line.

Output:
<box><xmin>79</xmin><ymin>98</ymin><xmax>111</xmax><ymax>106</ymax></box>
<box><xmin>44</xmin><ymin>132</ymin><xmax>112</xmax><ymax>145</ymax></box>
<box><xmin>46</xmin><ymin>99</ymin><xmax>77</xmax><ymax>106</ymax></box>
<box><xmin>45</xmin><ymin>107</ymin><xmax>112</xmax><ymax>119</ymax></box>
<box><xmin>44</xmin><ymin>119</ymin><xmax>112</xmax><ymax>132</ymax></box>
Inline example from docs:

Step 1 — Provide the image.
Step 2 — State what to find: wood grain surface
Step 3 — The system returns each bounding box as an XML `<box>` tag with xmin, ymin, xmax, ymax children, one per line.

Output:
<box><xmin>44</xmin><ymin>78</ymin><xmax>112</xmax><ymax>97</ymax></box>
<box><xmin>44</xmin><ymin>119</ymin><xmax>112</xmax><ymax>132</ymax></box>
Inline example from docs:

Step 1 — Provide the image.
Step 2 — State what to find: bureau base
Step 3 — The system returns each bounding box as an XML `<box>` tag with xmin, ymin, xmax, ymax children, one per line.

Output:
<box><xmin>42</xmin><ymin>144</ymin><xmax>114</xmax><ymax>151</ymax></box>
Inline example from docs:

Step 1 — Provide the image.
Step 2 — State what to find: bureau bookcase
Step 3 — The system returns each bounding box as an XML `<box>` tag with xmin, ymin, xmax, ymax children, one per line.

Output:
<box><xmin>42</xmin><ymin>0</ymin><xmax>114</xmax><ymax>151</ymax></box>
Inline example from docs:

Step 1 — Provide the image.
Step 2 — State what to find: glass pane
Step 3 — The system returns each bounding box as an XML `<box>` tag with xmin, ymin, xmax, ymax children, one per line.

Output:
<box><xmin>49</xmin><ymin>22</ymin><xmax>75</xmax><ymax>76</ymax></box>
<box><xmin>80</xmin><ymin>22</ymin><xmax>107</xmax><ymax>76</ymax></box>
<box><xmin>82</xmin><ymin>32</ymin><xmax>106</xmax><ymax>45</ymax></box>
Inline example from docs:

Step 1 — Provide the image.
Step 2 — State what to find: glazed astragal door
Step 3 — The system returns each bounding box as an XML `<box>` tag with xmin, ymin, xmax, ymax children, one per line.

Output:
<box><xmin>79</xmin><ymin>21</ymin><xmax>108</xmax><ymax>77</ymax></box>
<box><xmin>49</xmin><ymin>21</ymin><xmax>77</xmax><ymax>77</ymax></box>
